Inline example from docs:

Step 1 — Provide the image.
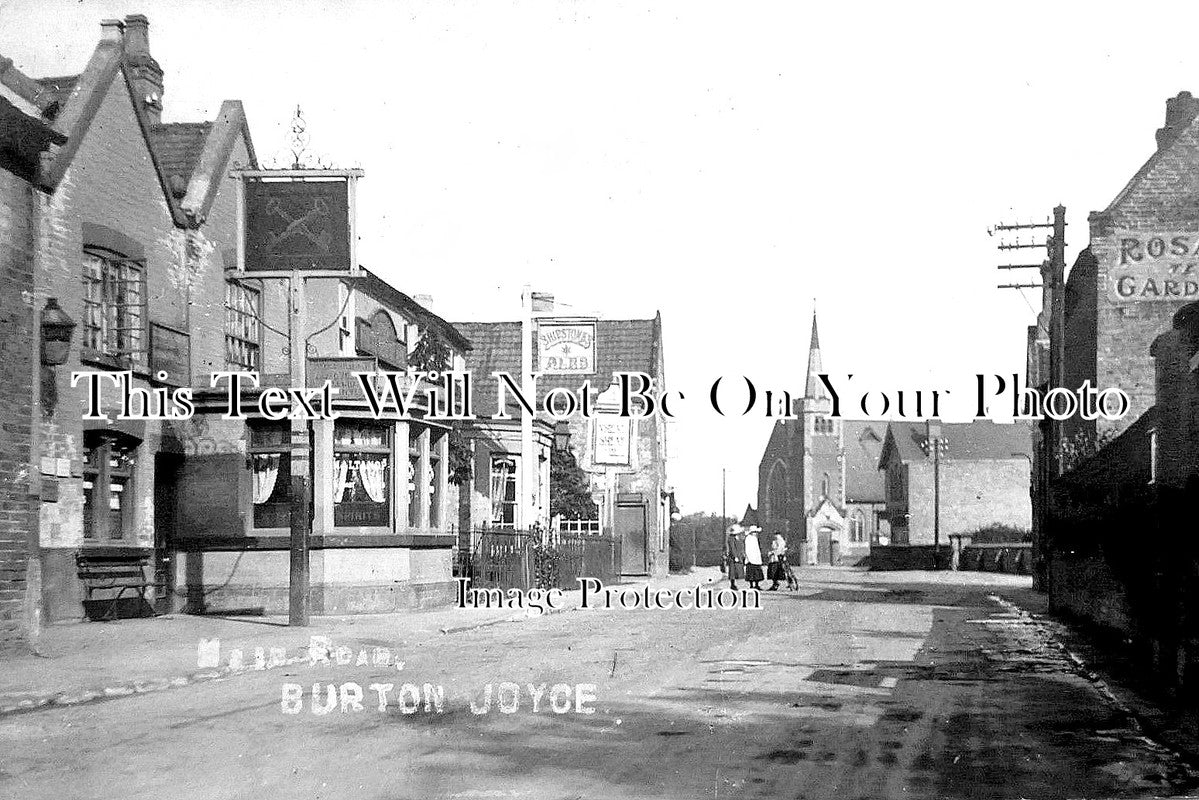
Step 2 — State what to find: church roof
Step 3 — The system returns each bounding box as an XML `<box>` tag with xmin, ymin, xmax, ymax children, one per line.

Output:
<box><xmin>842</xmin><ymin>420</ymin><xmax>886</xmax><ymax>503</ymax></box>
<box><xmin>878</xmin><ymin>420</ymin><xmax>1033</xmax><ymax>469</ymax></box>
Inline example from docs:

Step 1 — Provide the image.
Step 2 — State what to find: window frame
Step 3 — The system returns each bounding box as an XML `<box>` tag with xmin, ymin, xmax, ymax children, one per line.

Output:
<box><xmin>225</xmin><ymin>280</ymin><xmax>263</xmax><ymax>372</ymax></box>
<box><xmin>249</xmin><ymin>422</ymin><xmax>292</xmax><ymax>530</ymax></box>
<box><xmin>82</xmin><ymin>436</ymin><xmax>137</xmax><ymax>543</ymax></box>
<box><xmin>81</xmin><ymin>246</ymin><xmax>148</xmax><ymax>371</ymax></box>
<box><xmin>489</xmin><ymin>454</ymin><xmax>519</xmax><ymax>528</ymax></box>
<box><xmin>333</xmin><ymin>420</ymin><xmax>392</xmax><ymax>529</ymax></box>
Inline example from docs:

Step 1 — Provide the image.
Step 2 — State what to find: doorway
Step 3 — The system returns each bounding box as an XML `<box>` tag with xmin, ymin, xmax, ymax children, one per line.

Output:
<box><xmin>153</xmin><ymin>453</ymin><xmax>182</xmax><ymax>614</ymax></box>
<box><xmin>617</xmin><ymin>497</ymin><xmax>648</xmax><ymax>575</ymax></box>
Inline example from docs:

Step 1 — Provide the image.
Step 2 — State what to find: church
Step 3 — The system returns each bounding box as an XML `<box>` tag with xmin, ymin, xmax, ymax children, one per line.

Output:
<box><xmin>754</xmin><ymin>314</ymin><xmax>889</xmax><ymax>565</ymax></box>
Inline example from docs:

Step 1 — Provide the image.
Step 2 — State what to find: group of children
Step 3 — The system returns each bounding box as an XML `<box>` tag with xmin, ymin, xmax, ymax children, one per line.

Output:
<box><xmin>724</xmin><ymin>524</ymin><xmax>797</xmax><ymax>591</ymax></box>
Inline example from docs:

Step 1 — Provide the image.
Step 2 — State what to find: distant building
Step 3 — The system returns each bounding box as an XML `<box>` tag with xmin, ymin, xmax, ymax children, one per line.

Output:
<box><xmin>877</xmin><ymin>420</ymin><xmax>1033</xmax><ymax>547</ymax></box>
<box><xmin>452</xmin><ymin>310</ymin><xmax>671</xmax><ymax>577</ymax></box>
<box><xmin>755</xmin><ymin>314</ymin><xmax>887</xmax><ymax>566</ymax></box>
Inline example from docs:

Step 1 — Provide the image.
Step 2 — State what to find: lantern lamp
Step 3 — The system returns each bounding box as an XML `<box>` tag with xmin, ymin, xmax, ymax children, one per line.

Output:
<box><xmin>40</xmin><ymin>298</ymin><xmax>77</xmax><ymax>366</ymax></box>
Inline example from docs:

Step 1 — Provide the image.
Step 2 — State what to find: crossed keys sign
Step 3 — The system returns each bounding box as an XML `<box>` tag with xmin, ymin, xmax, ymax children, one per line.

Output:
<box><xmin>265</xmin><ymin>196</ymin><xmax>333</xmax><ymax>253</ymax></box>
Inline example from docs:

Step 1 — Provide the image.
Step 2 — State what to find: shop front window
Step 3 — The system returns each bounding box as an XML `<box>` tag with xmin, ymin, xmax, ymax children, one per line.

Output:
<box><xmin>334</xmin><ymin>421</ymin><xmax>391</xmax><ymax>528</ymax></box>
<box><xmin>251</xmin><ymin>423</ymin><xmax>291</xmax><ymax>528</ymax></box>
<box><xmin>82</xmin><ymin>434</ymin><xmax>137</xmax><ymax>542</ymax></box>
<box><xmin>429</xmin><ymin>430</ymin><xmax>443</xmax><ymax>529</ymax></box>
<box><xmin>490</xmin><ymin>455</ymin><xmax>518</xmax><ymax>528</ymax></box>
<box><xmin>408</xmin><ymin>427</ymin><xmax>421</xmax><ymax>527</ymax></box>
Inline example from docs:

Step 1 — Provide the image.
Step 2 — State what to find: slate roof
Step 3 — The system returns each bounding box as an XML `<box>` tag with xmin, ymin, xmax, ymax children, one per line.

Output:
<box><xmin>452</xmin><ymin>317</ymin><xmax>661</xmax><ymax>417</ymax></box>
<box><xmin>842</xmin><ymin>420</ymin><xmax>886</xmax><ymax>503</ymax></box>
<box><xmin>149</xmin><ymin>121</ymin><xmax>212</xmax><ymax>186</ymax></box>
<box><xmin>0</xmin><ymin>94</ymin><xmax>66</xmax><ymax>182</ymax></box>
<box><xmin>356</xmin><ymin>268</ymin><xmax>472</xmax><ymax>351</ymax></box>
<box><xmin>34</xmin><ymin>75</ymin><xmax>79</xmax><ymax>119</ymax></box>
<box><xmin>880</xmin><ymin>420</ymin><xmax>1033</xmax><ymax>468</ymax></box>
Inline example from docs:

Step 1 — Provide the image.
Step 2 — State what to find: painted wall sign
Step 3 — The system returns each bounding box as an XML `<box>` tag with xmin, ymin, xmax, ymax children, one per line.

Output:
<box><xmin>537</xmin><ymin>320</ymin><xmax>596</xmax><ymax>374</ymax></box>
<box><xmin>245</xmin><ymin>179</ymin><xmax>351</xmax><ymax>271</ymax></box>
<box><xmin>149</xmin><ymin>322</ymin><xmax>190</xmax><ymax>386</ymax></box>
<box><xmin>593</xmin><ymin>414</ymin><xmax>632</xmax><ymax>466</ymax></box>
<box><xmin>1109</xmin><ymin>232</ymin><xmax>1199</xmax><ymax>302</ymax></box>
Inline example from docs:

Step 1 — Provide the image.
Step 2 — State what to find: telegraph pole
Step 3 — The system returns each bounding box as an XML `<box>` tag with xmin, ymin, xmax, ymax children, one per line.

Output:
<box><xmin>993</xmin><ymin>205</ymin><xmax>1066</xmax><ymax>598</ymax></box>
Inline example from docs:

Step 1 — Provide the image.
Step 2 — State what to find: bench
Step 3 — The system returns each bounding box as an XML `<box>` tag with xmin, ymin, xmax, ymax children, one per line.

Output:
<box><xmin>76</xmin><ymin>552</ymin><xmax>154</xmax><ymax>621</ymax></box>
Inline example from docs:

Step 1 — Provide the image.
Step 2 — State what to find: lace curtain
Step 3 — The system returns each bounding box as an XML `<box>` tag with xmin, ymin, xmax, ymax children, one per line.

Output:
<box><xmin>359</xmin><ymin>457</ymin><xmax>387</xmax><ymax>503</ymax></box>
<box><xmin>252</xmin><ymin>454</ymin><xmax>279</xmax><ymax>504</ymax></box>
<box><xmin>333</xmin><ymin>455</ymin><xmax>352</xmax><ymax>502</ymax></box>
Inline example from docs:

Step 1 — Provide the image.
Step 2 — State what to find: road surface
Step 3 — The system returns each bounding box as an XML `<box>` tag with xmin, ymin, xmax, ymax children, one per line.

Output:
<box><xmin>2</xmin><ymin>568</ymin><xmax>1194</xmax><ymax>799</ymax></box>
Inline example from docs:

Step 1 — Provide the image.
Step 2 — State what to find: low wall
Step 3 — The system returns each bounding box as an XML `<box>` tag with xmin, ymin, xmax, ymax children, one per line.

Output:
<box><xmin>868</xmin><ymin>545</ymin><xmax>940</xmax><ymax>571</ymax></box>
<box><xmin>957</xmin><ymin>543</ymin><xmax>1032</xmax><ymax>575</ymax></box>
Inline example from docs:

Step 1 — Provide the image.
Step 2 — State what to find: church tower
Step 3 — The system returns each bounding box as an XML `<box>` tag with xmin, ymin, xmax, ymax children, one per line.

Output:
<box><xmin>799</xmin><ymin>310</ymin><xmax>845</xmax><ymax>561</ymax></box>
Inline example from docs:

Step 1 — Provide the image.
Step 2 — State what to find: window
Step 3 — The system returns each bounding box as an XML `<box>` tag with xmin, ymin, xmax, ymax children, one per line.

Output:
<box><xmin>250</xmin><ymin>424</ymin><xmax>291</xmax><ymax>528</ymax></box>
<box><xmin>849</xmin><ymin>511</ymin><xmax>865</xmax><ymax>543</ymax></box>
<box><xmin>82</xmin><ymin>248</ymin><xmax>145</xmax><ymax>367</ymax></box>
<box><xmin>429</xmin><ymin>430</ymin><xmax>443</xmax><ymax>528</ymax></box>
<box><xmin>490</xmin><ymin>455</ymin><xmax>518</xmax><ymax>527</ymax></box>
<box><xmin>82</xmin><ymin>435</ymin><xmax>137</xmax><ymax>541</ymax></box>
<box><xmin>821</xmin><ymin>472</ymin><xmax>831</xmax><ymax>498</ymax></box>
<box><xmin>408</xmin><ymin>427</ymin><xmax>422</xmax><ymax>527</ymax></box>
<box><xmin>334</xmin><ymin>422</ymin><xmax>391</xmax><ymax>527</ymax></box>
<box><xmin>814</xmin><ymin>416</ymin><xmax>835</xmax><ymax>435</ymax></box>
<box><xmin>225</xmin><ymin>281</ymin><xmax>262</xmax><ymax>371</ymax></box>
<box><xmin>1149</xmin><ymin>428</ymin><xmax>1158</xmax><ymax>485</ymax></box>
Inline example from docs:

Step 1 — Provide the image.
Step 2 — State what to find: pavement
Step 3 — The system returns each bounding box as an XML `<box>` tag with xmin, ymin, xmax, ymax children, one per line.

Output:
<box><xmin>0</xmin><ymin>567</ymin><xmax>725</xmax><ymax>715</ymax></box>
<box><xmin>4</xmin><ymin>566</ymin><xmax>1199</xmax><ymax>799</ymax></box>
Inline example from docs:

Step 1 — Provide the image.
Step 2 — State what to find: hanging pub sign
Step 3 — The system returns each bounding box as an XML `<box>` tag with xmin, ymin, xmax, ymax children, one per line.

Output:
<box><xmin>239</xmin><ymin>170</ymin><xmax>360</xmax><ymax>274</ymax></box>
<box><xmin>1109</xmin><ymin>231</ymin><xmax>1199</xmax><ymax>302</ymax></box>
<box><xmin>537</xmin><ymin>318</ymin><xmax>596</xmax><ymax>374</ymax></box>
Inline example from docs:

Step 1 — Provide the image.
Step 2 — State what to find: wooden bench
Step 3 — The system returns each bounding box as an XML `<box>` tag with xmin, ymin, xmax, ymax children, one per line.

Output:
<box><xmin>76</xmin><ymin>552</ymin><xmax>154</xmax><ymax>621</ymax></box>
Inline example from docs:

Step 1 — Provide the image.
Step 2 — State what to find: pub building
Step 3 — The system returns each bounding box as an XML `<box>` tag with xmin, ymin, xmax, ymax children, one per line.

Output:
<box><xmin>452</xmin><ymin>306</ymin><xmax>672</xmax><ymax>578</ymax></box>
<box><xmin>176</xmin><ymin>269</ymin><xmax>472</xmax><ymax>614</ymax></box>
<box><xmin>1</xmin><ymin>15</ymin><xmax>472</xmax><ymax>626</ymax></box>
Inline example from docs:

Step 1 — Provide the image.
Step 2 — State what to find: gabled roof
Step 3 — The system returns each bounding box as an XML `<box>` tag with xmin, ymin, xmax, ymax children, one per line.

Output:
<box><xmin>452</xmin><ymin>315</ymin><xmax>663</xmax><ymax>417</ymax></box>
<box><xmin>842</xmin><ymin>420</ymin><xmax>885</xmax><ymax>503</ymax></box>
<box><xmin>149</xmin><ymin>121</ymin><xmax>211</xmax><ymax>187</ymax></box>
<box><xmin>1098</xmin><ymin>91</ymin><xmax>1199</xmax><ymax>220</ymax></box>
<box><xmin>806</xmin><ymin>495</ymin><xmax>845</xmax><ymax>520</ymax></box>
<box><xmin>0</xmin><ymin>26</ymin><xmax>257</xmax><ymax>226</ymax></box>
<box><xmin>878</xmin><ymin>420</ymin><xmax>1033</xmax><ymax>470</ymax></box>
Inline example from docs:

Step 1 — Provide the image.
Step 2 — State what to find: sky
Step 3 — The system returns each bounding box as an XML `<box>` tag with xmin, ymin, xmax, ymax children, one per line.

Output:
<box><xmin>1</xmin><ymin>0</ymin><xmax>1194</xmax><ymax>514</ymax></box>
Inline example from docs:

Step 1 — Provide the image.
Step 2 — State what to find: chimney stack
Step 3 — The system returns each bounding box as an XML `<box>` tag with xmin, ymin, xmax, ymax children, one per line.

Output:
<box><xmin>413</xmin><ymin>294</ymin><xmax>435</xmax><ymax>312</ymax></box>
<box><xmin>1156</xmin><ymin>91</ymin><xmax>1199</xmax><ymax>151</ymax></box>
<box><xmin>122</xmin><ymin>14</ymin><xmax>164</xmax><ymax>125</ymax></box>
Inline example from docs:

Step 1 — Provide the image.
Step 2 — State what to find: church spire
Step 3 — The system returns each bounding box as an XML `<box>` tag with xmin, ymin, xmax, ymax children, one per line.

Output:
<box><xmin>805</xmin><ymin>308</ymin><xmax>826</xmax><ymax>399</ymax></box>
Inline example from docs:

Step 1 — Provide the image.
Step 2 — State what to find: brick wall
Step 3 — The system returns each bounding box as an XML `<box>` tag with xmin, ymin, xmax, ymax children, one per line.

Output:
<box><xmin>1086</xmin><ymin>98</ymin><xmax>1199</xmax><ymax>439</ymax></box>
<box><xmin>0</xmin><ymin>168</ymin><xmax>36</xmax><ymax>652</ymax></box>
<box><xmin>904</xmin><ymin>459</ymin><xmax>1031</xmax><ymax>545</ymax></box>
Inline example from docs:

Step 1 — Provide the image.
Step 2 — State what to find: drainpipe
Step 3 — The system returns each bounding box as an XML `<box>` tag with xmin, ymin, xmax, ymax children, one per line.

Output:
<box><xmin>25</xmin><ymin>183</ymin><xmax>45</xmax><ymax>652</ymax></box>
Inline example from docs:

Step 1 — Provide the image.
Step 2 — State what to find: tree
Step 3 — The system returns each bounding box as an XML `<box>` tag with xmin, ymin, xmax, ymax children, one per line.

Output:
<box><xmin>551</xmin><ymin>445</ymin><xmax>597</xmax><ymax>520</ymax></box>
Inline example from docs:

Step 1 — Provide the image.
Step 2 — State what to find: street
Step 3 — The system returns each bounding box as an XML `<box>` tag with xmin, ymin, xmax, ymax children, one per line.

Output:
<box><xmin>2</xmin><ymin>568</ymin><xmax>1195</xmax><ymax>800</ymax></box>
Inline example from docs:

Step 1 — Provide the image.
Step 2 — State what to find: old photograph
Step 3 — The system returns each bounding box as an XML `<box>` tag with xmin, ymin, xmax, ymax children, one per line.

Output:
<box><xmin>2</xmin><ymin>1</ymin><xmax>1199</xmax><ymax>798</ymax></box>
